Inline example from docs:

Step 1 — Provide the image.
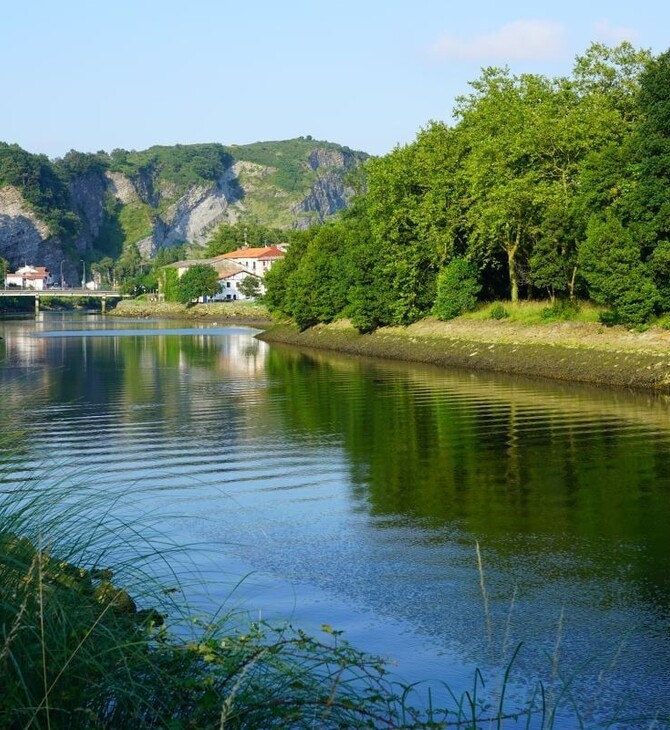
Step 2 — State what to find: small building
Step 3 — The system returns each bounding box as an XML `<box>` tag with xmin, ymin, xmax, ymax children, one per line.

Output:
<box><xmin>5</xmin><ymin>265</ymin><xmax>53</xmax><ymax>290</ymax></box>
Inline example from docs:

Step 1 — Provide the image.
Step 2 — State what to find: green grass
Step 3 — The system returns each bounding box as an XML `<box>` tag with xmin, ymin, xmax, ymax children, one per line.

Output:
<box><xmin>108</xmin><ymin>144</ymin><xmax>232</xmax><ymax>190</ymax></box>
<box><xmin>461</xmin><ymin>299</ymin><xmax>606</xmax><ymax>325</ymax></box>
<box><xmin>4</xmin><ymin>478</ymin><xmax>662</xmax><ymax>728</ymax></box>
<box><xmin>0</xmin><ymin>470</ymin><xmax>426</xmax><ymax>728</ymax></box>
<box><xmin>651</xmin><ymin>312</ymin><xmax>670</xmax><ymax>330</ymax></box>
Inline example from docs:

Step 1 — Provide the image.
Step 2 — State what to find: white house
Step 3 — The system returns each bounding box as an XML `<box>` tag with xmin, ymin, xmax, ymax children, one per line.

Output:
<box><xmin>212</xmin><ymin>269</ymin><xmax>262</xmax><ymax>301</ymax></box>
<box><xmin>5</xmin><ymin>265</ymin><xmax>53</xmax><ymax>290</ymax></box>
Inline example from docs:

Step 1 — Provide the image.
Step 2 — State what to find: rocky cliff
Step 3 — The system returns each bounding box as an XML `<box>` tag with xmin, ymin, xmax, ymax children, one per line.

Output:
<box><xmin>0</xmin><ymin>139</ymin><xmax>368</xmax><ymax>276</ymax></box>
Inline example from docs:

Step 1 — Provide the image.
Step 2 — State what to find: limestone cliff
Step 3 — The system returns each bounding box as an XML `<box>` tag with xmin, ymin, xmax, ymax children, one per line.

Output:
<box><xmin>0</xmin><ymin>139</ymin><xmax>368</xmax><ymax>273</ymax></box>
<box><xmin>0</xmin><ymin>186</ymin><xmax>69</xmax><ymax>279</ymax></box>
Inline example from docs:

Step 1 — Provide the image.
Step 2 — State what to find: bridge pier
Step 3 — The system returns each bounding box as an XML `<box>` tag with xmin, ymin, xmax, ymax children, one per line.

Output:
<box><xmin>101</xmin><ymin>296</ymin><xmax>106</xmax><ymax>314</ymax></box>
<box><xmin>34</xmin><ymin>294</ymin><xmax>40</xmax><ymax>314</ymax></box>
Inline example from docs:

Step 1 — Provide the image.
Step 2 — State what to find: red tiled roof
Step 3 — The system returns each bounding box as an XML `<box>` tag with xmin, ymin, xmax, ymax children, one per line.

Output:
<box><xmin>215</xmin><ymin>246</ymin><xmax>285</xmax><ymax>261</ymax></box>
<box><xmin>11</xmin><ymin>266</ymin><xmax>50</xmax><ymax>277</ymax></box>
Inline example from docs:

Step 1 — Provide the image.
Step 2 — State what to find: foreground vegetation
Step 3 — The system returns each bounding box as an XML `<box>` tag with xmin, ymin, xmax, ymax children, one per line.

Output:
<box><xmin>4</xmin><ymin>475</ymin><xmax>666</xmax><ymax>728</ymax></box>
<box><xmin>0</xmin><ymin>479</ymin><xmax>431</xmax><ymax>728</ymax></box>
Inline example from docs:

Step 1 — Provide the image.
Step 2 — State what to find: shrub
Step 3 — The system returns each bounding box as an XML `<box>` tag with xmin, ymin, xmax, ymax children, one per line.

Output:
<box><xmin>434</xmin><ymin>257</ymin><xmax>481</xmax><ymax>320</ymax></box>
<box><xmin>489</xmin><ymin>303</ymin><xmax>510</xmax><ymax>320</ymax></box>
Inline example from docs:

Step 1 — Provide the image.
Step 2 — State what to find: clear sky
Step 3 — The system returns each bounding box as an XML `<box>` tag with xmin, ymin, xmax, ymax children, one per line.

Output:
<box><xmin>1</xmin><ymin>1</ymin><xmax>668</xmax><ymax>159</ymax></box>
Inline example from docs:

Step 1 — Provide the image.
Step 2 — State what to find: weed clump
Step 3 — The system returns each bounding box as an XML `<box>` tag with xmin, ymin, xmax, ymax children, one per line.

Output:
<box><xmin>489</xmin><ymin>303</ymin><xmax>510</xmax><ymax>320</ymax></box>
<box><xmin>540</xmin><ymin>299</ymin><xmax>581</xmax><ymax>321</ymax></box>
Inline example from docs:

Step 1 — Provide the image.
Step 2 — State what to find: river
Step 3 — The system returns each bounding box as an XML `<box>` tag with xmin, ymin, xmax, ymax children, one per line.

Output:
<box><xmin>1</xmin><ymin>313</ymin><xmax>668</xmax><ymax>729</ymax></box>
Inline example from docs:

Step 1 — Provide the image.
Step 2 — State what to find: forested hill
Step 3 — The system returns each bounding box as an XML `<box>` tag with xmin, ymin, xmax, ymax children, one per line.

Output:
<box><xmin>0</xmin><ymin>138</ymin><xmax>367</xmax><ymax>280</ymax></box>
<box><xmin>266</xmin><ymin>42</ymin><xmax>670</xmax><ymax>329</ymax></box>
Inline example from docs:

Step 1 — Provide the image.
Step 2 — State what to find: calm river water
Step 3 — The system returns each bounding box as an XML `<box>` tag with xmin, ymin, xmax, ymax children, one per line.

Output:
<box><xmin>1</xmin><ymin>314</ymin><xmax>669</xmax><ymax>728</ymax></box>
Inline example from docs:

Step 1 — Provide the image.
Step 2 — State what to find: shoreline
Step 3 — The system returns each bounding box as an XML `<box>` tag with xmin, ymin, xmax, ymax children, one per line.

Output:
<box><xmin>257</xmin><ymin>318</ymin><xmax>670</xmax><ymax>393</ymax></box>
<box><xmin>107</xmin><ymin>300</ymin><xmax>670</xmax><ymax>392</ymax></box>
<box><xmin>108</xmin><ymin>299</ymin><xmax>273</xmax><ymax>328</ymax></box>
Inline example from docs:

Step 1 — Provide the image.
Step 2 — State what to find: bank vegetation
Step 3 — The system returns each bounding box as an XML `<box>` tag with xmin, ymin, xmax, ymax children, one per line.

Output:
<box><xmin>265</xmin><ymin>43</ymin><xmax>670</xmax><ymax>333</ymax></box>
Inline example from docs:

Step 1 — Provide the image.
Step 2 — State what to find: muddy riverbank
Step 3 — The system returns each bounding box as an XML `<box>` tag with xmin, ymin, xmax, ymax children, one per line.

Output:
<box><xmin>258</xmin><ymin>318</ymin><xmax>670</xmax><ymax>392</ymax></box>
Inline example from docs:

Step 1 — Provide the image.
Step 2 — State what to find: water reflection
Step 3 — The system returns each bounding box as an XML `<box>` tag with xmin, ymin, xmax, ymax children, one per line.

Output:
<box><xmin>1</xmin><ymin>314</ymin><xmax>668</xmax><ymax>728</ymax></box>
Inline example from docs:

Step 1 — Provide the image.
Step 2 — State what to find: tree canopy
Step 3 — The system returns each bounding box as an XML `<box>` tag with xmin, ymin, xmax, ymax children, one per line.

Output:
<box><xmin>264</xmin><ymin>42</ymin><xmax>670</xmax><ymax>328</ymax></box>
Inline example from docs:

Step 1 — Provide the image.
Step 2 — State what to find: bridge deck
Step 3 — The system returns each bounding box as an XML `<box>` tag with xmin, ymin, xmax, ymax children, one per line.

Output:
<box><xmin>0</xmin><ymin>289</ymin><xmax>125</xmax><ymax>298</ymax></box>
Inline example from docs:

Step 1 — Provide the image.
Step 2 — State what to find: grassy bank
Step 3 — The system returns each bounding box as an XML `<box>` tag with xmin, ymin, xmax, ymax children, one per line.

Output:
<box><xmin>110</xmin><ymin>299</ymin><xmax>272</xmax><ymax>326</ymax></box>
<box><xmin>258</xmin><ymin>317</ymin><xmax>670</xmax><ymax>392</ymax></box>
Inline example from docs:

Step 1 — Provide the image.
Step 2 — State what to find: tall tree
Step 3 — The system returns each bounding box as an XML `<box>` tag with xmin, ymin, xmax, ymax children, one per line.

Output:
<box><xmin>456</xmin><ymin>69</ymin><xmax>553</xmax><ymax>302</ymax></box>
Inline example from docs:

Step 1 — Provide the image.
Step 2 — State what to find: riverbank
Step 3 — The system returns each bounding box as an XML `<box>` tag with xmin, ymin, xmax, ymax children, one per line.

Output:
<box><xmin>258</xmin><ymin>318</ymin><xmax>670</xmax><ymax>392</ymax></box>
<box><xmin>110</xmin><ymin>299</ymin><xmax>273</xmax><ymax>327</ymax></box>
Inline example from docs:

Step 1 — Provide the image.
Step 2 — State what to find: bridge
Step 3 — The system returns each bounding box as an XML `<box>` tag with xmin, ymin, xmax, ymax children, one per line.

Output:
<box><xmin>0</xmin><ymin>288</ymin><xmax>127</xmax><ymax>313</ymax></box>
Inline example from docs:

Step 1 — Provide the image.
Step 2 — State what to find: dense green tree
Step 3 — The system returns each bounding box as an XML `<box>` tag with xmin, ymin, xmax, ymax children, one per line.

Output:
<box><xmin>634</xmin><ymin>49</ymin><xmax>670</xmax><ymax>246</ymax></box>
<box><xmin>282</xmin><ymin>224</ymin><xmax>351</xmax><ymax>330</ymax></box>
<box><xmin>433</xmin><ymin>257</ymin><xmax>481</xmax><ymax>320</ymax></box>
<box><xmin>176</xmin><ymin>264</ymin><xmax>219</xmax><ymax>305</ymax></box>
<box><xmin>363</xmin><ymin>123</ymin><xmax>463</xmax><ymax>324</ymax></box>
<box><xmin>572</xmin><ymin>42</ymin><xmax>651</xmax><ymax>122</ymax></box>
<box><xmin>263</xmin><ymin>231</ymin><xmax>313</xmax><ymax>314</ymax></box>
<box><xmin>152</xmin><ymin>245</ymin><xmax>188</xmax><ymax>268</ymax></box>
<box><xmin>262</xmin><ymin>42</ymin><xmax>670</xmax><ymax>329</ymax></box>
<box><xmin>454</xmin><ymin>69</ymin><xmax>547</xmax><ymax>302</ymax></box>
<box><xmin>114</xmin><ymin>243</ymin><xmax>143</xmax><ymax>282</ymax></box>
<box><xmin>90</xmin><ymin>257</ymin><xmax>115</xmax><ymax>286</ymax></box>
<box><xmin>0</xmin><ymin>143</ymin><xmax>80</xmax><ymax>240</ymax></box>
<box><xmin>0</xmin><ymin>256</ymin><xmax>8</xmax><ymax>286</ymax></box>
<box><xmin>580</xmin><ymin>214</ymin><xmax>659</xmax><ymax>324</ymax></box>
<box><xmin>238</xmin><ymin>275</ymin><xmax>262</xmax><ymax>299</ymax></box>
<box><xmin>55</xmin><ymin>150</ymin><xmax>109</xmax><ymax>178</ymax></box>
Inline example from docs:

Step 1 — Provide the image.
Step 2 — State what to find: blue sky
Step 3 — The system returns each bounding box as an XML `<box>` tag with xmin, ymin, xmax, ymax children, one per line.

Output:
<box><xmin>1</xmin><ymin>1</ymin><xmax>667</xmax><ymax>158</ymax></box>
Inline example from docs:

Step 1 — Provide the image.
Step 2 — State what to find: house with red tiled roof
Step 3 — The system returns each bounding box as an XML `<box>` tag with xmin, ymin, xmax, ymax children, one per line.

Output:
<box><xmin>5</xmin><ymin>265</ymin><xmax>53</xmax><ymax>290</ymax></box>
<box><xmin>161</xmin><ymin>256</ymin><xmax>265</xmax><ymax>302</ymax></box>
<box><xmin>213</xmin><ymin>246</ymin><xmax>285</xmax><ymax>277</ymax></box>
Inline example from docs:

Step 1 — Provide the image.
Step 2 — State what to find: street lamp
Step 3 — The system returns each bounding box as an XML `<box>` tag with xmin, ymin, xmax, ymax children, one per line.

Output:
<box><xmin>60</xmin><ymin>260</ymin><xmax>65</xmax><ymax>288</ymax></box>
<box><xmin>81</xmin><ymin>260</ymin><xmax>85</xmax><ymax>289</ymax></box>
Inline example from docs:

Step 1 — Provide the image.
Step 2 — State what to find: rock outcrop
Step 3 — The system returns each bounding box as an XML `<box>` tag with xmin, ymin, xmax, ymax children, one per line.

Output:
<box><xmin>0</xmin><ymin>186</ymin><xmax>66</xmax><ymax>277</ymax></box>
<box><xmin>0</xmin><ymin>139</ymin><xmax>368</xmax><ymax>272</ymax></box>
